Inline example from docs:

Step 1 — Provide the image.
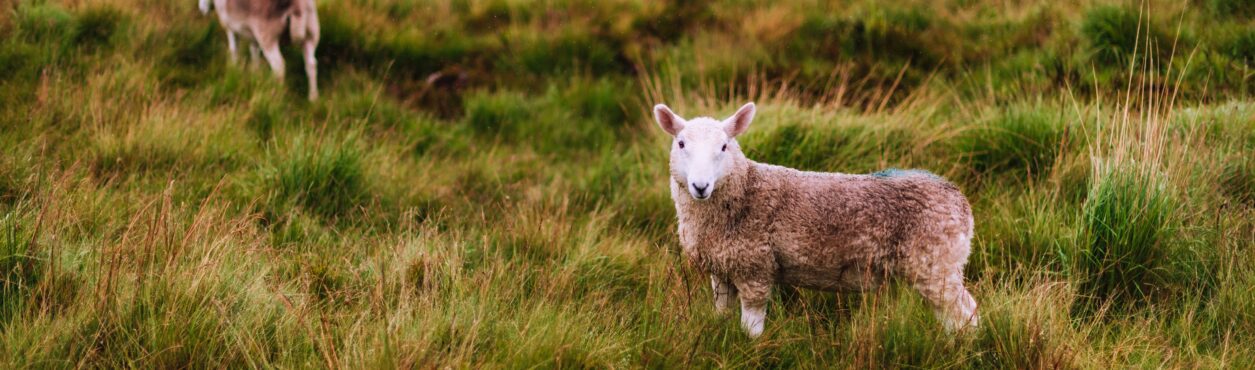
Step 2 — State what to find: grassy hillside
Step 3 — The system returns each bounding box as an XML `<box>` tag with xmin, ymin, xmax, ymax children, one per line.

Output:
<box><xmin>1</xmin><ymin>0</ymin><xmax>1252</xmax><ymax>367</ymax></box>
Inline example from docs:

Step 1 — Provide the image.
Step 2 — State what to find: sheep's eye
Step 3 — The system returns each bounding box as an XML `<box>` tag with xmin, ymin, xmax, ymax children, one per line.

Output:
<box><xmin>721</xmin><ymin>144</ymin><xmax>728</xmax><ymax>152</ymax></box>
<box><xmin>678</xmin><ymin>141</ymin><xmax>685</xmax><ymax>149</ymax></box>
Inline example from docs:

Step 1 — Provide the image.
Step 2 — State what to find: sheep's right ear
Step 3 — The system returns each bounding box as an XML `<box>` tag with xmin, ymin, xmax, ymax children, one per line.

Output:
<box><xmin>654</xmin><ymin>104</ymin><xmax>685</xmax><ymax>136</ymax></box>
<box><xmin>723</xmin><ymin>102</ymin><xmax>755</xmax><ymax>137</ymax></box>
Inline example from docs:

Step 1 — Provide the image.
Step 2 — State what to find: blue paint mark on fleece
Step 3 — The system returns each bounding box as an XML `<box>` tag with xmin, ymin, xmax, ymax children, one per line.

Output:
<box><xmin>871</xmin><ymin>168</ymin><xmax>939</xmax><ymax>179</ymax></box>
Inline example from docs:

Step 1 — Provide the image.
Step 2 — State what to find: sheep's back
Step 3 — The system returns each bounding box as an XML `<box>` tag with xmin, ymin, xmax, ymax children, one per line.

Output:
<box><xmin>763</xmin><ymin>166</ymin><xmax>972</xmax><ymax>289</ymax></box>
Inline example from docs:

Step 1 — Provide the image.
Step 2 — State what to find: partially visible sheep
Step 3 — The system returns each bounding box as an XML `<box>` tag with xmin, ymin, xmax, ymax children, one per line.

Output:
<box><xmin>199</xmin><ymin>0</ymin><xmax>320</xmax><ymax>101</ymax></box>
<box><xmin>654</xmin><ymin>103</ymin><xmax>978</xmax><ymax>338</ymax></box>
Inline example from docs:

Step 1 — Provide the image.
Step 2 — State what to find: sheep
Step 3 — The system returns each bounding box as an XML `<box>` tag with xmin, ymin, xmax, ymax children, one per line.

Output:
<box><xmin>199</xmin><ymin>0</ymin><xmax>320</xmax><ymax>101</ymax></box>
<box><xmin>653</xmin><ymin>102</ymin><xmax>978</xmax><ymax>338</ymax></box>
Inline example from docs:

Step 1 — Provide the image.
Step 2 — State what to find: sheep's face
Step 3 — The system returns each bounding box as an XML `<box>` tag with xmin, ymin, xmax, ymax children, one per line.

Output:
<box><xmin>653</xmin><ymin>103</ymin><xmax>756</xmax><ymax>201</ymax></box>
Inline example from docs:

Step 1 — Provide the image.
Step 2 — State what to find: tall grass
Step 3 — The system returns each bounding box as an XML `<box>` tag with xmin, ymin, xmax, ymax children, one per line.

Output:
<box><xmin>1080</xmin><ymin>165</ymin><xmax>1175</xmax><ymax>304</ymax></box>
<box><xmin>0</xmin><ymin>0</ymin><xmax>1252</xmax><ymax>367</ymax></box>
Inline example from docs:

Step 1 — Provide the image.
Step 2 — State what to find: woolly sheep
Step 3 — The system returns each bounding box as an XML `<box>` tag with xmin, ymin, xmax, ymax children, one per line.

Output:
<box><xmin>654</xmin><ymin>102</ymin><xmax>978</xmax><ymax>338</ymax></box>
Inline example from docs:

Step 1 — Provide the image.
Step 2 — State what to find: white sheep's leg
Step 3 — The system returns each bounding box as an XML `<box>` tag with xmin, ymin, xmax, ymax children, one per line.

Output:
<box><xmin>914</xmin><ymin>272</ymin><xmax>979</xmax><ymax>332</ymax></box>
<box><xmin>710</xmin><ymin>275</ymin><xmax>734</xmax><ymax>314</ymax></box>
<box><xmin>735</xmin><ymin>281</ymin><xmax>771</xmax><ymax>338</ymax></box>
<box><xmin>259</xmin><ymin>41</ymin><xmax>285</xmax><ymax>80</ymax></box>
<box><xmin>302</xmin><ymin>38</ymin><xmax>318</xmax><ymax>101</ymax></box>
<box><xmin>225</xmin><ymin>31</ymin><xmax>239</xmax><ymax>65</ymax></box>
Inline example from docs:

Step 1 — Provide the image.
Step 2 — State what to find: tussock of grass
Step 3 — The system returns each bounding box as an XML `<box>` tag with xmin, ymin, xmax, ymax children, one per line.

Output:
<box><xmin>1079</xmin><ymin>166</ymin><xmax>1176</xmax><ymax>305</ymax></box>
<box><xmin>14</xmin><ymin>2</ymin><xmax>73</xmax><ymax>44</ymax></box>
<box><xmin>67</xmin><ymin>5</ymin><xmax>124</xmax><ymax>52</ymax></box>
<box><xmin>267</xmin><ymin>137</ymin><xmax>370</xmax><ymax>220</ymax></box>
<box><xmin>1081</xmin><ymin>5</ymin><xmax>1171</xmax><ymax>67</ymax></box>
<box><xmin>463</xmin><ymin>89</ymin><xmax>531</xmax><ymax>135</ymax></box>
<box><xmin>1220</xmin><ymin>28</ymin><xmax>1255</xmax><ymax>66</ymax></box>
<box><xmin>1207</xmin><ymin>0</ymin><xmax>1255</xmax><ymax>20</ymax></box>
<box><xmin>496</xmin><ymin>26</ymin><xmax>623</xmax><ymax>77</ymax></box>
<box><xmin>956</xmin><ymin>104</ymin><xmax>1071</xmax><ymax>176</ymax></box>
<box><xmin>152</xmin><ymin>21</ymin><xmax>224</xmax><ymax>89</ymax></box>
<box><xmin>462</xmin><ymin>85</ymin><xmax>626</xmax><ymax>152</ymax></box>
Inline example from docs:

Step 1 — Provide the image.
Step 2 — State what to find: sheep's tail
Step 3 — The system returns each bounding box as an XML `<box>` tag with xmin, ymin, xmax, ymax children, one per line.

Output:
<box><xmin>289</xmin><ymin>0</ymin><xmax>319</xmax><ymax>43</ymax></box>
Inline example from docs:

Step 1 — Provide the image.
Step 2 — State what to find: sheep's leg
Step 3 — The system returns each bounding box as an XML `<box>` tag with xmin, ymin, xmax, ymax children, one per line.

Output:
<box><xmin>734</xmin><ymin>280</ymin><xmax>771</xmax><ymax>338</ymax></box>
<box><xmin>302</xmin><ymin>38</ymin><xmax>318</xmax><ymax>101</ymax></box>
<box><xmin>710</xmin><ymin>275</ymin><xmax>735</xmax><ymax>314</ymax></box>
<box><xmin>225</xmin><ymin>31</ymin><xmax>239</xmax><ymax>65</ymax></box>
<box><xmin>258</xmin><ymin>40</ymin><xmax>286</xmax><ymax>80</ymax></box>
<box><xmin>912</xmin><ymin>272</ymin><xmax>978</xmax><ymax>332</ymax></box>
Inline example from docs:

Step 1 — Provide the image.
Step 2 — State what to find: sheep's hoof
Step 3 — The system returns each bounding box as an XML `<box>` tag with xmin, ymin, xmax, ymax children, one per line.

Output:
<box><xmin>744</xmin><ymin>325</ymin><xmax>764</xmax><ymax>338</ymax></box>
<box><xmin>740</xmin><ymin>307</ymin><xmax>766</xmax><ymax>338</ymax></box>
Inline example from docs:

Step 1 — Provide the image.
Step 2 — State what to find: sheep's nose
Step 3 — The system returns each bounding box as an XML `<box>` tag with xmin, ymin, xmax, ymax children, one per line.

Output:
<box><xmin>692</xmin><ymin>182</ymin><xmax>709</xmax><ymax>197</ymax></box>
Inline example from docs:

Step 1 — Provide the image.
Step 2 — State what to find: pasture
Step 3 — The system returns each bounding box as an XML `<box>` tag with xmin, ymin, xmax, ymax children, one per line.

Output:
<box><xmin>1</xmin><ymin>0</ymin><xmax>1252</xmax><ymax>367</ymax></box>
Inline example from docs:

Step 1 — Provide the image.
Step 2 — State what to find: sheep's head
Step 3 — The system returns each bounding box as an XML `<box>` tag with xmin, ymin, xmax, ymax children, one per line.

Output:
<box><xmin>653</xmin><ymin>102</ymin><xmax>756</xmax><ymax>201</ymax></box>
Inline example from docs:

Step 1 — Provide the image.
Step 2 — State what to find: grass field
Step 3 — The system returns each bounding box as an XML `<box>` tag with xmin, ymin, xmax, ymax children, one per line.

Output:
<box><xmin>1</xmin><ymin>0</ymin><xmax>1253</xmax><ymax>367</ymax></box>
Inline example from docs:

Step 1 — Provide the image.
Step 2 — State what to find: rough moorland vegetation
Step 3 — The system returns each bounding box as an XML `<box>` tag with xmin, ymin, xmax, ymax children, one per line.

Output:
<box><xmin>1</xmin><ymin>0</ymin><xmax>1252</xmax><ymax>367</ymax></box>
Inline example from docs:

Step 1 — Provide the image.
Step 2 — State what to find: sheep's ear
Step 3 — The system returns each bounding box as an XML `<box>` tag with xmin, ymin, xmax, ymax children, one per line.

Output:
<box><xmin>723</xmin><ymin>102</ymin><xmax>756</xmax><ymax>137</ymax></box>
<box><xmin>654</xmin><ymin>104</ymin><xmax>685</xmax><ymax>136</ymax></box>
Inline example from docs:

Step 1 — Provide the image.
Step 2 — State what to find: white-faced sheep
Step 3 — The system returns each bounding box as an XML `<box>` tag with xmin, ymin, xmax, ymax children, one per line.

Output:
<box><xmin>654</xmin><ymin>102</ymin><xmax>978</xmax><ymax>338</ymax></box>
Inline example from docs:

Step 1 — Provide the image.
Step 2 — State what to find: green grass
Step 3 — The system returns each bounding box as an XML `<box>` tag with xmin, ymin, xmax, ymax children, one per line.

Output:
<box><xmin>956</xmin><ymin>104</ymin><xmax>1071</xmax><ymax>177</ymax></box>
<box><xmin>1082</xmin><ymin>5</ymin><xmax>1171</xmax><ymax>67</ymax></box>
<box><xmin>0</xmin><ymin>0</ymin><xmax>1252</xmax><ymax>367</ymax></box>
<box><xmin>0</xmin><ymin>209</ymin><xmax>40</xmax><ymax>328</ymax></box>
<box><xmin>266</xmin><ymin>136</ymin><xmax>370</xmax><ymax>220</ymax></box>
<box><xmin>1079</xmin><ymin>166</ymin><xmax>1177</xmax><ymax>306</ymax></box>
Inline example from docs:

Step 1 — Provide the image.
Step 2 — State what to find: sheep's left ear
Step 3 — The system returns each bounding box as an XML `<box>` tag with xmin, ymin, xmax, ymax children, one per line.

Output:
<box><xmin>723</xmin><ymin>102</ymin><xmax>756</xmax><ymax>137</ymax></box>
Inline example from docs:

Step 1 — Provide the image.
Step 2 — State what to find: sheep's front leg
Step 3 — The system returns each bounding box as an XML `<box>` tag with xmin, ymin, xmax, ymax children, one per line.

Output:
<box><xmin>735</xmin><ymin>280</ymin><xmax>771</xmax><ymax>338</ymax></box>
<box><xmin>710</xmin><ymin>275</ymin><xmax>735</xmax><ymax>314</ymax></box>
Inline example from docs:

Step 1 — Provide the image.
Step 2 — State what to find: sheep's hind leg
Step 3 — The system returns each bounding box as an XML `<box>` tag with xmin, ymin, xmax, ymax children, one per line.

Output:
<box><xmin>302</xmin><ymin>38</ymin><xmax>318</xmax><ymax>101</ymax></box>
<box><xmin>225</xmin><ymin>31</ymin><xmax>239</xmax><ymax>65</ymax></box>
<box><xmin>710</xmin><ymin>275</ymin><xmax>735</xmax><ymax>314</ymax></box>
<box><xmin>734</xmin><ymin>280</ymin><xmax>771</xmax><ymax>338</ymax></box>
<box><xmin>912</xmin><ymin>272</ymin><xmax>978</xmax><ymax>332</ymax></box>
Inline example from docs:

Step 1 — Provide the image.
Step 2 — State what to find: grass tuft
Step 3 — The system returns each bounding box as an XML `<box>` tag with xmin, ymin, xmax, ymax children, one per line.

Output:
<box><xmin>154</xmin><ymin>21</ymin><xmax>224</xmax><ymax>89</ymax></box>
<box><xmin>1079</xmin><ymin>166</ymin><xmax>1175</xmax><ymax>305</ymax></box>
<box><xmin>1081</xmin><ymin>6</ymin><xmax>1170</xmax><ymax>67</ymax></box>
<box><xmin>269</xmin><ymin>137</ymin><xmax>370</xmax><ymax>220</ymax></box>
<box><xmin>15</xmin><ymin>2</ymin><xmax>74</xmax><ymax>44</ymax></box>
<box><xmin>69</xmin><ymin>5</ymin><xmax>125</xmax><ymax>51</ymax></box>
<box><xmin>956</xmin><ymin>105</ymin><xmax>1070</xmax><ymax>176</ymax></box>
<box><xmin>1220</xmin><ymin>28</ymin><xmax>1255</xmax><ymax>65</ymax></box>
<box><xmin>1207</xmin><ymin>0</ymin><xmax>1255</xmax><ymax>20</ymax></box>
